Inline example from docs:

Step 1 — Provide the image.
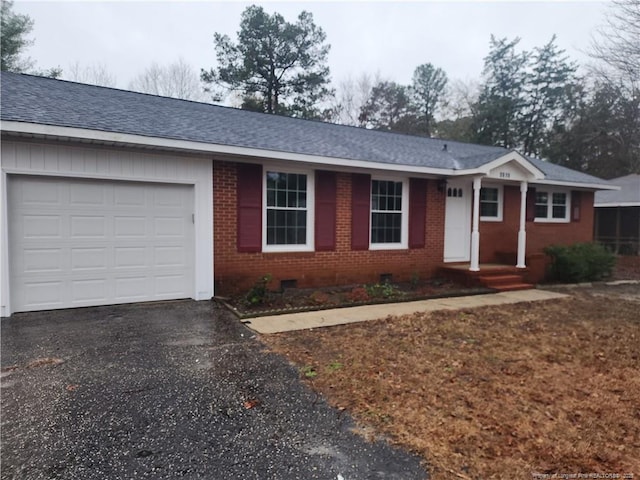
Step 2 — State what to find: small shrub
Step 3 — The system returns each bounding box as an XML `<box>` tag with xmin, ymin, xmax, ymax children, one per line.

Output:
<box><xmin>346</xmin><ymin>286</ymin><xmax>370</xmax><ymax>303</ymax></box>
<box><xmin>544</xmin><ymin>242</ymin><xmax>615</xmax><ymax>283</ymax></box>
<box><xmin>366</xmin><ymin>280</ymin><xmax>401</xmax><ymax>299</ymax></box>
<box><xmin>245</xmin><ymin>274</ymin><xmax>272</xmax><ymax>306</ymax></box>
<box><xmin>310</xmin><ymin>290</ymin><xmax>330</xmax><ymax>305</ymax></box>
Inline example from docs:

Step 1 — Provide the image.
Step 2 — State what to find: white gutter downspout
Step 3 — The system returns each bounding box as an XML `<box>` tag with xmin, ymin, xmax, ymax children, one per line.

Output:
<box><xmin>470</xmin><ymin>176</ymin><xmax>482</xmax><ymax>272</ymax></box>
<box><xmin>517</xmin><ymin>181</ymin><xmax>528</xmax><ymax>269</ymax></box>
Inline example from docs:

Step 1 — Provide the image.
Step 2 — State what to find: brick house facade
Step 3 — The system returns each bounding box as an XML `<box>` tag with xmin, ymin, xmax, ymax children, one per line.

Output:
<box><xmin>0</xmin><ymin>72</ymin><xmax>614</xmax><ymax>315</ymax></box>
<box><xmin>213</xmin><ymin>160</ymin><xmax>597</xmax><ymax>295</ymax></box>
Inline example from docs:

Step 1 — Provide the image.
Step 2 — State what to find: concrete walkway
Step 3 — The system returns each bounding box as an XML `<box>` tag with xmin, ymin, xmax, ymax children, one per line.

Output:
<box><xmin>246</xmin><ymin>289</ymin><xmax>569</xmax><ymax>334</ymax></box>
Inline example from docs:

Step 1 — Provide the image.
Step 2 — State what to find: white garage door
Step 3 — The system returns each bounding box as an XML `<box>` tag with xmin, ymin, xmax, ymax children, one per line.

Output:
<box><xmin>8</xmin><ymin>176</ymin><xmax>195</xmax><ymax>312</ymax></box>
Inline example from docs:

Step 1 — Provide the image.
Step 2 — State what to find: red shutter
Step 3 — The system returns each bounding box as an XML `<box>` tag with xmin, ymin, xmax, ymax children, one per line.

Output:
<box><xmin>315</xmin><ymin>170</ymin><xmax>337</xmax><ymax>251</ymax></box>
<box><xmin>409</xmin><ymin>178</ymin><xmax>427</xmax><ymax>249</ymax></box>
<box><xmin>526</xmin><ymin>187</ymin><xmax>537</xmax><ymax>222</ymax></box>
<box><xmin>571</xmin><ymin>190</ymin><xmax>581</xmax><ymax>222</ymax></box>
<box><xmin>351</xmin><ymin>173</ymin><xmax>371</xmax><ymax>250</ymax></box>
<box><xmin>236</xmin><ymin>163</ymin><xmax>262</xmax><ymax>252</ymax></box>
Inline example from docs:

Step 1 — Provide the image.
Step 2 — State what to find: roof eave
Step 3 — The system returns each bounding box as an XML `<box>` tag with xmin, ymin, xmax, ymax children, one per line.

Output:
<box><xmin>1</xmin><ymin>120</ymin><xmax>461</xmax><ymax>177</ymax></box>
<box><xmin>594</xmin><ymin>201</ymin><xmax>640</xmax><ymax>207</ymax></box>
<box><xmin>534</xmin><ymin>179</ymin><xmax>620</xmax><ymax>191</ymax></box>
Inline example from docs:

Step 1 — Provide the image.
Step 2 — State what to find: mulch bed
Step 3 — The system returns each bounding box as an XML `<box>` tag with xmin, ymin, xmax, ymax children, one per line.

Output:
<box><xmin>219</xmin><ymin>279</ymin><xmax>492</xmax><ymax>319</ymax></box>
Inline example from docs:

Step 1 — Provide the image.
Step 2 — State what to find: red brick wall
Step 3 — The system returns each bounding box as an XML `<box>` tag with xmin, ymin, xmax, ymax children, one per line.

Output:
<box><xmin>479</xmin><ymin>186</ymin><xmax>595</xmax><ymax>280</ymax></box>
<box><xmin>213</xmin><ymin>160</ymin><xmax>446</xmax><ymax>294</ymax></box>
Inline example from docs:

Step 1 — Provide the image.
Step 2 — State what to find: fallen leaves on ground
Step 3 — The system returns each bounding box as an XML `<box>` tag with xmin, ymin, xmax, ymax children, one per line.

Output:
<box><xmin>263</xmin><ymin>289</ymin><xmax>640</xmax><ymax>480</ymax></box>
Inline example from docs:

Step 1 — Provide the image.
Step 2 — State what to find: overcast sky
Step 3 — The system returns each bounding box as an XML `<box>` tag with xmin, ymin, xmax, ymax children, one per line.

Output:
<box><xmin>15</xmin><ymin>1</ymin><xmax>608</xmax><ymax>91</ymax></box>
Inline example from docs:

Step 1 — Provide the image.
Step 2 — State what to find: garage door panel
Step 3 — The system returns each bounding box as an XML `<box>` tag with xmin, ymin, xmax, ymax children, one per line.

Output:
<box><xmin>114</xmin><ymin>216</ymin><xmax>147</xmax><ymax>237</ymax></box>
<box><xmin>115</xmin><ymin>247</ymin><xmax>147</xmax><ymax>268</ymax></box>
<box><xmin>71</xmin><ymin>247</ymin><xmax>108</xmax><ymax>271</ymax></box>
<box><xmin>155</xmin><ymin>274</ymin><xmax>188</xmax><ymax>296</ymax></box>
<box><xmin>114</xmin><ymin>184</ymin><xmax>146</xmax><ymax>206</ymax></box>
<box><xmin>71</xmin><ymin>278</ymin><xmax>108</xmax><ymax>303</ymax></box>
<box><xmin>154</xmin><ymin>217</ymin><xmax>186</xmax><ymax>237</ymax></box>
<box><xmin>23</xmin><ymin>248</ymin><xmax>64</xmax><ymax>273</ymax></box>
<box><xmin>23</xmin><ymin>215</ymin><xmax>63</xmax><ymax>238</ymax></box>
<box><xmin>154</xmin><ymin>246</ymin><xmax>186</xmax><ymax>267</ymax></box>
<box><xmin>22</xmin><ymin>281</ymin><xmax>64</xmax><ymax>307</ymax></box>
<box><xmin>69</xmin><ymin>183</ymin><xmax>106</xmax><ymax>205</ymax></box>
<box><xmin>9</xmin><ymin>176</ymin><xmax>195</xmax><ymax>312</ymax></box>
<box><xmin>20</xmin><ymin>180</ymin><xmax>61</xmax><ymax>205</ymax></box>
<box><xmin>70</xmin><ymin>215</ymin><xmax>107</xmax><ymax>238</ymax></box>
<box><xmin>115</xmin><ymin>276</ymin><xmax>150</xmax><ymax>299</ymax></box>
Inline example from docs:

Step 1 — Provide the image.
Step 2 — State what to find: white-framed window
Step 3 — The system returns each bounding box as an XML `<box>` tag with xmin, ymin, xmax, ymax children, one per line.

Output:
<box><xmin>534</xmin><ymin>188</ymin><xmax>570</xmax><ymax>223</ymax></box>
<box><xmin>480</xmin><ymin>185</ymin><xmax>503</xmax><ymax>222</ymax></box>
<box><xmin>263</xmin><ymin>169</ymin><xmax>314</xmax><ymax>252</ymax></box>
<box><xmin>370</xmin><ymin>177</ymin><xmax>409</xmax><ymax>250</ymax></box>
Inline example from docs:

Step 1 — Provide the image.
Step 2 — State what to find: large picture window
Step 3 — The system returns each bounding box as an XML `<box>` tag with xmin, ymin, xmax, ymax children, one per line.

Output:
<box><xmin>535</xmin><ymin>189</ymin><xmax>570</xmax><ymax>222</ymax></box>
<box><xmin>370</xmin><ymin>178</ymin><xmax>408</xmax><ymax>249</ymax></box>
<box><xmin>264</xmin><ymin>170</ymin><xmax>314</xmax><ymax>251</ymax></box>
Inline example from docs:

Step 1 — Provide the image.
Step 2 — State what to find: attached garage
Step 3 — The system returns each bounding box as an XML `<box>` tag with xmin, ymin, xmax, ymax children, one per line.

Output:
<box><xmin>8</xmin><ymin>176</ymin><xmax>195</xmax><ymax>312</ymax></box>
<box><xmin>1</xmin><ymin>139</ymin><xmax>214</xmax><ymax>317</ymax></box>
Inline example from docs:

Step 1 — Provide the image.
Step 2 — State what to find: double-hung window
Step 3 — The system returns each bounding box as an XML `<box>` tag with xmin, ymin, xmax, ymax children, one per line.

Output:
<box><xmin>534</xmin><ymin>189</ymin><xmax>570</xmax><ymax>222</ymax></box>
<box><xmin>370</xmin><ymin>178</ymin><xmax>408</xmax><ymax>249</ymax></box>
<box><xmin>480</xmin><ymin>186</ymin><xmax>503</xmax><ymax>221</ymax></box>
<box><xmin>264</xmin><ymin>170</ymin><xmax>314</xmax><ymax>251</ymax></box>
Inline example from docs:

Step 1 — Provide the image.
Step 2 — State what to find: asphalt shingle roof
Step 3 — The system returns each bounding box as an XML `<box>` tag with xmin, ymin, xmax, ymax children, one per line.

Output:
<box><xmin>594</xmin><ymin>174</ymin><xmax>640</xmax><ymax>205</ymax></box>
<box><xmin>0</xmin><ymin>72</ymin><xmax>609</xmax><ymax>187</ymax></box>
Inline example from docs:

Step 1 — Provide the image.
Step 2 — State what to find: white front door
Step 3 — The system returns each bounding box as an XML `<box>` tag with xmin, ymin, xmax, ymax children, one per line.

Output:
<box><xmin>444</xmin><ymin>179</ymin><xmax>471</xmax><ymax>262</ymax></box>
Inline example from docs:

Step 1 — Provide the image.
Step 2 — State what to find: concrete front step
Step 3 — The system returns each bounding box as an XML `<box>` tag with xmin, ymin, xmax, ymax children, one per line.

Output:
<box><xmin>478</xmin><ymin>274</ymin><xmax>524</xmax><ymax>286</ymax></box>
<box><xmin>490</xmin><ymin>283</ymin><xmax>535</xmax><ymax>292</ymax></box>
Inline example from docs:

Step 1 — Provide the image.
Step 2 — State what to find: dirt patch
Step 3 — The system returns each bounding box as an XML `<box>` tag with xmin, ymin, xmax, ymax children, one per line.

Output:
<box><xmin>263</xmin><ymin>288</ymin><xmax>640</xmax><ymax>479</ymax></box>
<box><xmin>613</xmin><ymin>255</ymin><xmax>640</xmax><ymax>281</ymax></box>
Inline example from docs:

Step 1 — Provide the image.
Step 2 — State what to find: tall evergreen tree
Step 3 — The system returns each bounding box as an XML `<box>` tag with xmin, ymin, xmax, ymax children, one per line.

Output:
<box><xmin>358</xmin><ymin>81</ymin><xmax>424</xmax><ymax>135</ymax></box>
<box><xmin>520</xmin><ymin>36</ymin><xmax>579</xmax><ymax>157</ymax></box>
<box><xmin>544</xmin><ymin>82</ymin><xmax>640</xmax><ymax>178</ymax></box>
<box><xmin>473</xmin><ymin>36</ymin><xmax>528</xmax><ymax>149</ymax></box>
<box><xmin>201</xmin><ymin>5</ymin><xmax>332</xmax><ymax>119</ymax></box>
<box><xmin>411</xmin><ymin>63</ymin><xmax>448</xmax><ymax>137</ymax></box>
<box><xmin>1</xmin><ymin>0</ymin><xmax>34</xmax><ymax>72</ymax></box>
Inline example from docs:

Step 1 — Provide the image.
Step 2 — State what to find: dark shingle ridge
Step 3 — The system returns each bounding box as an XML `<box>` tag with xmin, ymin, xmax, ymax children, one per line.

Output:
<box><xmin>0</xmin><ymin>72</ymin><xmax>608</xmax><ymax>186</ymax></box>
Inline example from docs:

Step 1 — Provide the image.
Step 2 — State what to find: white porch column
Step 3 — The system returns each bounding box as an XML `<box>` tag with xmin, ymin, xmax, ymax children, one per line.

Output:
<box><xmin>517</xmin><ymin>181</ymin><xmax>528</xmax><ymax>268</ymax></box>
<box><xmin>470</xmin><ymin>176</ymin><xmax>482</xmax><ymax>272</ymax></box>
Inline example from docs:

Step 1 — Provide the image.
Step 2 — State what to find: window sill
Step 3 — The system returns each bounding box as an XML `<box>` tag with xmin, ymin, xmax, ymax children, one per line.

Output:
<box><xmin>533</xmin><ymin>218</ymin><xmax>570</xmax><ymax>224</ymax></box>
<box><xmin>369</xmin><ymin>243</ymin><xmax>408</xmax><ymax>251</ymax></box>
<box><xmin>480</xmin><ymin>217</ymin><xmax>503</xmax><ymax>222</ymax></box>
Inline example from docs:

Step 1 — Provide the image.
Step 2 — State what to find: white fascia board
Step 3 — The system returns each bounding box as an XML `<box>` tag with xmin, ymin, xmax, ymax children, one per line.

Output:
<box><xmin>1</xmin><ymin>121</ymin><xmax>456</xmax><ymax>177</ymax></box>
<box><xmin>595</xmin><ymin>201</ymin><xmax>640</xmax><ymax>207</ymax></box>
<box><xmin>474</xmin><ymin>151</ymin><xmax>546</xmax><ymax>179</ymax></box>
<box><xmin>535</xmin><ymin>179</ymin><xmax>620</xmax><ymax>191</ymax></box>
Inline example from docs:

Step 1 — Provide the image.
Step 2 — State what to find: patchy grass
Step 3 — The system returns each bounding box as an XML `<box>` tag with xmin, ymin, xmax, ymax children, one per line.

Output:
<box><xmin>263</xmin><ymin>290</ymin><xmax>640</xmax><ymax>479</ymax></box>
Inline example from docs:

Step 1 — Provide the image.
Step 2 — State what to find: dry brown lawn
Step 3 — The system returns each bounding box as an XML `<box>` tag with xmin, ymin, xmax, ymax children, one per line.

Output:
<box><xmin>263</xmin><ymin>288</ymin><xmax>640</xmax><ymax>480</ymax></box>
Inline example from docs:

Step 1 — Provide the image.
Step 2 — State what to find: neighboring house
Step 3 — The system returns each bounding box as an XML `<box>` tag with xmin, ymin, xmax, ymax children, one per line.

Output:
<box><xmin>0</xmin><ymin>73</ymin><xmax>615</xmax><ymax>316</ymax></box>
<box><xmin>594</xmin><ymin>174</ymin><xmax>640</xmax><ymax>255</ymax></box>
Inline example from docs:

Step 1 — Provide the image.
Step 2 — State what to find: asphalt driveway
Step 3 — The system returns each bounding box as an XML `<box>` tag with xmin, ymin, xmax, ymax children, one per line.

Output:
<box><xmin>1</xmin><ymin>301</ymin><xmax>427</xmax><ymax>480</ymax></box>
